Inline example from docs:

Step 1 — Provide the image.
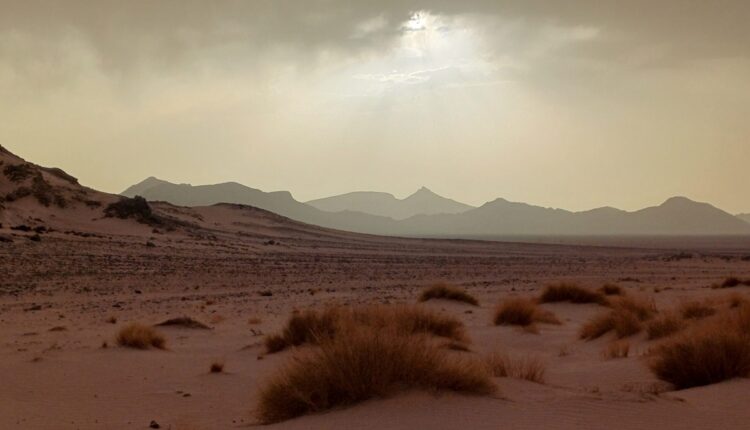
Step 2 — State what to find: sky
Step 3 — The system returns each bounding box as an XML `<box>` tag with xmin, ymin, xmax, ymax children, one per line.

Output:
<box><xmin>1</xmin><ymin>1</ymin><xmax>749</xmax><ymax>213</ymax></box>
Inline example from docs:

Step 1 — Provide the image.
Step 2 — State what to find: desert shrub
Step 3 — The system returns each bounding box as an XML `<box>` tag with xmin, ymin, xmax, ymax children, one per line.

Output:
<box><xmin>484</xmin><ymin>352</ymin><xmax>546</xmax><ymax>383</ymax></box>
<box><xmin>265</xmin><ymin>305</ymin><xmax>466</xmax><ymax>354</ymax></box>
<box><xmin>256</xmin><ymin>326</ymin><xmax>494</xmax><ymax>424</ymax></box>
<box><xmin>539</xmin><ymin>283</ymin><xmax>607</xmax><ymax>305</ymax></box>
<box><xmin>155</xmin><ymin>317</ymin><xmax>211</xmax><ymax>329</ymax></box>
<box><xmin>649</xmin><ymin>307</ymin><xmax>750</xmax><ymax>389</ymax></box>
<box><xmin>580</xmin><ymin>296</ymin><xmax>655</xmax><ymax>340</ymax></box>
<box><xmin>599</xmin><ymin>284</ymin><xmax>624</xmax><ymax>296</ymax></box>
<box><xmin>3</xmin><ymin>163</ymin><xmax>34</xmax><ymax>182</ymax></box>
<box><xmin>116</xmin><ymin>323</ymin><xmax>166</xmax><ymax>350</ymax></box>
<box><xmin>602</xmin><ymin>341</ymin><xmax>630</xmax><ymax>359</ymax></box>
<box><xmin>419</xmin><ymin>283</ymin><xmax>478</xmax><ymax>306</ymax></box>
<box><xmin>647</xmin><ymin>313</ymin><xmax>685</xmax><ymax>340</ymax></box>
<box><xmin>679</xmin><ymin>301</ymin><xmax>717</xmax><ymax>320</ymax></box>
<box><xmin>5</xmin><ymin>186</ymin><xmax>32</xmax><ymax>202</ymax></box>
<box><xmin>105</xmin><ymin>196</ymin><xmax>161</xmax><ymax>225</ymax></box>
<box><xmin>493</xmin><ymin>298</ymin><xmax>560</xmax><ymax>327</ymax></box>
<box><xmin>720</xmin><ymin>277</ymin><xmax>742</xmax><ymax>288</ymax></box>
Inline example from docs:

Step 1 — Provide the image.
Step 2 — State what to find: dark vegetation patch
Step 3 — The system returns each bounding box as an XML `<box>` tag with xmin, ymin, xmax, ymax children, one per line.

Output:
<box><xmin>539</xmin><ymin>283</ymin><xmax>608</xmax><ymax>305</ymax></box>
<box><xmin>3</xmin><ymin>163</ymin><xmax>34</xmax><ymax>182</ymax></box>
<box><xmin>419</xmin><ymin>283</ymin><xmax>479</xmax><ymax>306</ymax></box>
<box><xmin>155</xmin><ymin>317</ymin><xmax>211</xmax><ymax>330</ymax></box>
<box><xmin>105</xmin><ymin>196</ymin><xmax>163</xmax><ymax>226</ymax></box>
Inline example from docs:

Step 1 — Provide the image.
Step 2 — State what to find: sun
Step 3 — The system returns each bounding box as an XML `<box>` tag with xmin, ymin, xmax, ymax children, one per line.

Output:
<box><xmin>404</xmin><ymin>12</ymin><xmax>427</xmax><ymax>31</ymax></box>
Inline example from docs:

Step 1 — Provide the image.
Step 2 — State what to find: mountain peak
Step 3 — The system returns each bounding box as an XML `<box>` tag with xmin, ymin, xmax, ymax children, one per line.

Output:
<box><xmin>408</xmin><ymin>186</ymin><xmax>438</xmax><ymax>198</ymax></box>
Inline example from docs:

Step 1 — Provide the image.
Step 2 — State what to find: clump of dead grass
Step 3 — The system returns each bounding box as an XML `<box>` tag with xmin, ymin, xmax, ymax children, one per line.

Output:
<box><xmin>539</xmin><ymin>283</ymin><xmax>607</xmax><ymax>305</ymax></box>
<box><xmin>646</xmin><ymin>312</ymin><xmax>686</xmax><ymax>340</ymax></box>
<box><xmin>256</xmin><ymin>326</ymin><xmax>495</xmax><ymax>424</ymax></box>
<box><xmin>599</xmin><ymin>284</ymin><xmax>624</xmax><ymax>296</ymax></box>
<box><xmin>580</xmin><ymin>296</ymin><xmax>656</xmax><ymax>340</ymax></box>
<box><xmin>484</xmin><ymin>352</ymin><xmax>546</xmax><ymax>383</ymax></box>
<box><xmin>155</xmin><ymin>316</ymin><xmax>211</xmax><ymax>330</ymax></box>
<box><xmin>264</xmin><ymin>305</ymin><xmax>467</xmax><ymax>354</ymax></box>
<box><xmin>715</xmin><ymin>277</ymin><xmax>750</xmax><ymax>289</ymax></box>
<box><xmin>649</xmin><ymin>306</ymin><xmax>750</xmax><ymax>389</ymax></box>
<box><xmin>679</xmin><ymin>300</ymin><xmax>717</xmax><ymax>320</ymax></box>
<box><xmin>116</xmin><ymin>323</ymin><xmax>166</xmax><ymax>350</ymax></box>
<box><xmin>419</xmin><ymin>283</ymin><xmax>479</xmax><ymax>306</ymax></box>
<box><xmin>602</xmin><ymin>340</ymin><xmax>630</xmax><ymax>360</ymax></box>
<box><xmin>493</xmin><ymin>298</ymin><xmax>560</xmax><ymax>328</ymax></box>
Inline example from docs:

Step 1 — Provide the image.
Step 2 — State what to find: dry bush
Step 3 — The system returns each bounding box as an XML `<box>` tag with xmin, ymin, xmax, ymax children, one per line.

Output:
<box><xmin>649</xmin><ymin>307</ymin><xmax>750</xmax><ymax>389</ymax></box>
<box><xmin>599</xmin><ymin>284</ymin><xmax>624</xmax><ymax>296</ymax></box>
<box><xmin>580</xmin><ymin>296</ymin><xmax>655</xmax><ymax>340</ymax></box>
<box><xmin>419</xmin><ymin>283</ymin><xmax>479</xmax><ymax>306</ymax></box>
<box><xmin>716</xmin><ymin>277</ymin><xmax>750</xmax><ymax>289</ymax></box>
<box><xmin>210</xmin><ymin>361</ymin><xmax>225</xmax><ymax>373</ymax></box>
<box><xmin>256</xmin><ymin>326</ymin><xmax>495</xmax><ymax>424</ymax></box>
<box><xmin>116</xmin><ymin>323</ymin><xmax>166</xmax><ymax>350</ymax></box>
<box><xmin>484</xmin><ymin>352</ymin><xmax>546</xmax><ymax>383</ymax></box>
<box><xmin>679</xmin><ymin>301</ymin><xmax>717</xmax><ymax>320</ymax></box>
<box><xmin>493</xmin><ymin>298</ymin><xmax>560</xmax><ymax>327</ymax></box>
<box><xmin>155</xmin><ymin>316</ymin><xmax>211</xmax><ymax>330</ymax></box>
<box><xmin>539</xmin><ymin>283</ymin><xmax>607</xmax><ymax>305</ymax></box>
<box><xmin>647</xmin><ymin>313</ymin><xmax>686</xmax><ymax>340</ymax></box>
<box><xmin>265</xmin><ymin>305</ymin><xmax>467</xmax><ymax>354</ymax></box>
<box><xmin>602</xmin><ymin>341</ymin><xmax>630</xmax><ymax>360</ymax></box>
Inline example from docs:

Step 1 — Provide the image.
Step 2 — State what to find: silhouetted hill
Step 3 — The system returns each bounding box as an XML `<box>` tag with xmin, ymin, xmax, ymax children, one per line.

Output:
<box><xmin>121</xmin><ymin>177</ymin><xmax>399</xmax><ymax>234</ymax></box>
<box><xmin>121</xmin><ymin>177</ymin><xmax>750</xmax><ymax>237</ymax></box>
<box><xmin>307</xmin><ymin>186</ymin><xmax>473</xmax><ymax>219</ymax></box>
<box><xmin>396</xmin><ymin>196</ymin><xmax>750</xmax><ymax>236</ymax></box>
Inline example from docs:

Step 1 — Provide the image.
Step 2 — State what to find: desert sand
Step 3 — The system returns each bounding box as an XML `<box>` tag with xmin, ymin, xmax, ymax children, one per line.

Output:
<box><xmin>2</xmin><ymin>148</ymin><xmax>750</xmax><ymax>429</ymax></box>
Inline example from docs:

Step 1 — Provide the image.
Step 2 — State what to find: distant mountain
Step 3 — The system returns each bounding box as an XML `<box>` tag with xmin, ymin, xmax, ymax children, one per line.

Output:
<box><xmin>121</xmin><ymin>177</ymin><xmax>399</xmax><ymax>234</ymax></box>
<box><xmin>306</xmin><ymin>187</ymin><xmax>474</xmax><ymax>220</ymax></box>
<box><xmin>121</xmin><ymin>177</ymin><xmax>750</xmax><ymax>237</ymax></box>
<box><xmin>739</xmin><ymin>214</ymin><xmax>750</xmax><ymax>224</ymax></box>
<box><xmin>396</xmin><ymin>196</ymin><xmax>750</xmax><ymax>236</ymax></box>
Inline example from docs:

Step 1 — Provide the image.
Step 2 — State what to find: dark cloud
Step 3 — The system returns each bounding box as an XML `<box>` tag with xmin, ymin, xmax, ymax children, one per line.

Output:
<box><xmin>2</xmin><ymin>0</ymin><xmax>748</xmax><ymax>75</ymax></box>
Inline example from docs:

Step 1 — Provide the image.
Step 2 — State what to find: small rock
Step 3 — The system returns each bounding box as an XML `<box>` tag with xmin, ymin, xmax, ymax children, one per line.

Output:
<box><xmin>149</xmin><ymin>420</ymin><xmax>160</xmax><ymax>429</ymax></box>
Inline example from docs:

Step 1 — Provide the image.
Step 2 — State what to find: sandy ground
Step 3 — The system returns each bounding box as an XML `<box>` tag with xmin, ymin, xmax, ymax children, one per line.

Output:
<box><xmin>2</xmin><ymin>219</ymin><xmax>750</xmax><ymax>429</ymax></box>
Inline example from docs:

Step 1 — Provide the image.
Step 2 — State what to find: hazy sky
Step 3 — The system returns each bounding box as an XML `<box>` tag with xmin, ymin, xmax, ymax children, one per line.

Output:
<box><xmin>2</xmin><ymin>1</ymin><xmax>749</xmax><ymax>213</ymax></box>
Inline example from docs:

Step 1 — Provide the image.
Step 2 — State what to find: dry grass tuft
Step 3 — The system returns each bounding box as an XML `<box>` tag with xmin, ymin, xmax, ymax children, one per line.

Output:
<box><xmin>580</xmin><ymin>296</ymin><xmax>655</xmax><ymax>340</ymax></box>
<box><xmin>599</xmin><ymin>284</ymin><xmax>624</xmax><ymax>296</ymax></box>
<box><xmin>484</xmin><ymin>352</ymin><xmax>546</xmax><ymax>383</ymax></box>
<box><xmin>116</xmin><ymin>323</ymin><xmax>166</xmax><ymax>350</ymax></box>
<box><xmin>493</xmin><ymin>298</ymin><xmax>561</xmax><ymax>327</ymax></box>
<box><xmin>679</xmin><ymin>301</ymin><xmax>717</xmax><ymax>320</ymax></box>
<box><xmin>419</xmin><ymin>283</ymin><xmax>479</xmax><ymax>306</ymax></box>
<box><xmin>649</xmin><ymin>306</ymin><xmax>750</xmax><ymax>389</ymax></box>
<box><xmin>155</xmin><ymin>316</ymin><xmax>211</xmax><ymax>330</ymax></box>
<box><xmin>647</xmin><ymin>313</ymin><xmax>685</xmax><ymax>340</ymax></box>
<box><xmin>256</xmin><ymin>326</ymin><xmax>494</xmax><ymax>424</ymax></box>
<box><xmin>602</xmin><ymin>341</ymin><xmax>630</xmax><ymax>360</ymax></box>
<box><xmin>717</xmin><ymin>277</ymin><xmax>750</xmax><ymax>289</ymax></box>
<box><xmin>265</xmin><ymin>305</ymin><xmax>467</xmax><ymax>354</ymax></box>
<box><xmin>539</xmin><ymin>283</ymin><xmax>607</xmax><ymax>305</ymax></box>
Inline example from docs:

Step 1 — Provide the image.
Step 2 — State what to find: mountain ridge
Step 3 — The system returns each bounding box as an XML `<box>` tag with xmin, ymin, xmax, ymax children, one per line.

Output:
<box><xmin>120</xmin><ymin>176</ymin><xmax>750</xmax><ymax>237</ymax></box>
<box><xmin>306</xmin><ymin>186</ymin><xmax>474</xmax><ymax>220</ymax></box>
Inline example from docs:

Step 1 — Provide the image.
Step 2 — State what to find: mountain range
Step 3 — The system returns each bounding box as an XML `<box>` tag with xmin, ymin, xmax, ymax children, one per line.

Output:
<box><xmin>122</xmin><ymin>177</ymin><xmax>750</xmax><ymax>237</ymax></box>
<box><xmin>306</xmin><ymin>188</ymin><xmax>473</xmax><ymax>220</ymax></box>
